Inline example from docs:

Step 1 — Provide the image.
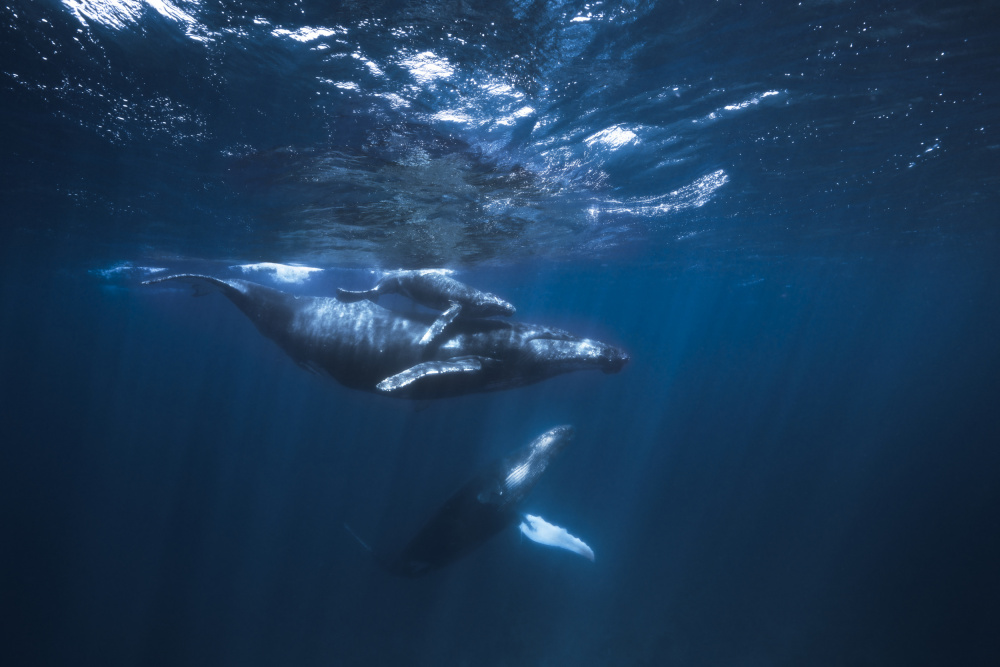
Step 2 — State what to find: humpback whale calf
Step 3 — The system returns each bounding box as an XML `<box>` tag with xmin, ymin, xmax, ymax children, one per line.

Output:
<box><xmin>347</xmin><ymin>426</ymin><xmax>592</xmax><ymax>576</ymax></box>
<box><xmin>336</xmin><ymin>269</ymin><xmax>516</xmax><ymax>345</ymax></box>
<box><xmin>143</xmin><ymin>274</ymin><xmax>628</xmax><ymax>399</ymax></box>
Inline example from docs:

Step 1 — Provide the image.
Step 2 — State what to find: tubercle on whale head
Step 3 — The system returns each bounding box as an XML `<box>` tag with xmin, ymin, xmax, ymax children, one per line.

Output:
<box><xmin>525</xmin><ymin>337</ymin><xmax>630</xmax><ymax>374</ymax></box>
<box><xmin>601</xmin><ymin>346</ymin><xmax>630</xmax><ymax>374</ymax></box>
<box><xmin>486</xmin><ymin>297</ymin><xmax>516</xmax><ymax>316</ymax></box>
<box><xmin>580</xmin><ymin>338</ymin><xmax>629</xmax><ymax>373</ymax></box>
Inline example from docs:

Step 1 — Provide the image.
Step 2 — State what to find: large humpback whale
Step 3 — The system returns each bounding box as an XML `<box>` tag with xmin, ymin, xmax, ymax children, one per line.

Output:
<box><xmin>143</xmin><ymin>274</ymin><xmax>628</xmax><ymax>399</ymax></box>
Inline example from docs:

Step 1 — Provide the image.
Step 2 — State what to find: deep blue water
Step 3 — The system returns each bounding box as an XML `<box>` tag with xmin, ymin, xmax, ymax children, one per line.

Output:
<box><xmin>2</xmin><ymin>1</ymin><xmax>999</xmax><ymax>666</ymax></box>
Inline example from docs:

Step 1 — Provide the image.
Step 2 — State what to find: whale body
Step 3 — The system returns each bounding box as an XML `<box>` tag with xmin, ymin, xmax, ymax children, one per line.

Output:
<box><xmin>337</xmin><ymin>269</ymin><xmax>516</xmax><ymax>346</ymax></box>
<box><xmin>352</xmin><ymin>426</ymin><xmax>575</xmax><ymax>576</ymax></box>
<box><xmin>143</xmin><ymin>274</ymin><xmax>628</xmax><ymax>400</ymax></box>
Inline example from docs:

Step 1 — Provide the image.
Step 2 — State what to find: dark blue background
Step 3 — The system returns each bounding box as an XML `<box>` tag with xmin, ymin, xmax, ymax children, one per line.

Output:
<box><xmin>2</xmin><ymin>1</ymin><xmax>999</xmax><ymax>665</ymax></box>
<box><xmin>3</xmin><ymin>246</ymin><xmax>998</xmax><ymax>666</ymax></box>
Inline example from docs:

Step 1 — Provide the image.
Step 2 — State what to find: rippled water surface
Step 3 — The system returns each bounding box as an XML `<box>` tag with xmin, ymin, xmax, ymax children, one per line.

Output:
<box><xmin>5</xmin><ymin>0</ymin><xmax>997</xmax><ymax>265</ymax></box>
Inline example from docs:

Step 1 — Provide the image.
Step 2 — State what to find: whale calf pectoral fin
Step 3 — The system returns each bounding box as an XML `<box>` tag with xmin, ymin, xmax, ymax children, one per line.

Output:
<box><xmin>376</xmin><ymin>356</ymin><xmax>493</xmax><ymax>394</ymax></box>
<box><xmin>336</xmin><ymin>287</ymin><xmax>377</xmax><ymax>303</ymax></box>
<box><xmin>418</xmin><ymin>302</ymin><xmax>463</xmax><ymax>346</ymax></box>
<box><xmin>519</xmin><ymin>514</ymin><xmax>595</xmax><ymax>562</ymax></box>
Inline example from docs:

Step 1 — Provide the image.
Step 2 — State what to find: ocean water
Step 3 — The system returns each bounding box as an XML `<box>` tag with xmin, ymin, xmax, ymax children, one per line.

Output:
<box><xmin>2</xmin><ymin>1</ymin><xmax>999</xmax><ymax>666</ymax></box>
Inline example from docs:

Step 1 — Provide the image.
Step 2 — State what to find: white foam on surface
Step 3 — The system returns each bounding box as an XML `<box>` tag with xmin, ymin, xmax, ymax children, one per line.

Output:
<box><xmin>92</xmin><ymin>263</ymin><xmax>167</xmax><ymax>279</ymax></box>
<box><xmin>400</xmin><ymin>51</ymin><xmax>454</xmax><ymax>85</ymax></box>
<box><xmin>64</xmin><ymin>0</ymin><xmax>209</xmax><ymax>42</ymax></box>
<box><xmin>585</xmin><ymin>125</ymin><xmax>639</xmax><ymax>150</ymax></box>
<box><xmin>232</xmin><ymin>262</ymin><xmax>322</xmax><ymax>284</ymax></box>
<box><xmin>270</xmin><ymin>25</ymin><xmax>346</xmax><ymax>43</ymax></box>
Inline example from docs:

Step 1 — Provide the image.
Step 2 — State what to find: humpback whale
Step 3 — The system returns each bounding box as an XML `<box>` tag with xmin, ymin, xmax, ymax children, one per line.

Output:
<box><xmin>336</xmin><ymin>269</ymin><xmax>516</xmax><ymax>346</ymax></box>
<box><xmin>143</xmin><ymin>274</ymin><xmax>628</xmax><ymax>399</ymax></box>
<box><xmin>347</xmin><ymin>426</ymin><xmax>592</xmax><ymax>576</ymax></box>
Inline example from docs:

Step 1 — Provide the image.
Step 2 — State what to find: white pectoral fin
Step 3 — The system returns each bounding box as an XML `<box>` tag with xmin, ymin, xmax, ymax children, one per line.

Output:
<box><xmin>376</xmin><ymin>356</ymin><xmax>490</xmax><ymax>394</ymax></box>
<box><xmin>519</xmin><ymin>514</ymin><xmax>595</xmax><ymax>562</ymax></box>
<box><xmin>418</xmin><ymin>302</ymin><xmax>462</xmax><ymax>345</ymax></box>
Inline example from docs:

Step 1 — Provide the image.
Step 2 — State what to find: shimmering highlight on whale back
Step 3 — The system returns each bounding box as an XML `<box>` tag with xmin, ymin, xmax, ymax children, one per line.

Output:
<box><xmin>499</xmin><ymin>425</ymin><xmax>574</xmax><ymax>506</ymax></box>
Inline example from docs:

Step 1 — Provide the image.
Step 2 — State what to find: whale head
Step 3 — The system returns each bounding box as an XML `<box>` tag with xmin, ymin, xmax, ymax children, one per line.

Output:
<box><xmin>525</xmin><ymin>336</ymin><xmax>629</xmax><ymax>375</ymax></box>
<box><xmin>498</xmin><ymin>425</ymin><xmax>575</xmax><ymax>503</ymax></box>
<box><xmin>527</xmin><ymin>425</ymin><xmax>575</xmax><ymax>459</ymax></box>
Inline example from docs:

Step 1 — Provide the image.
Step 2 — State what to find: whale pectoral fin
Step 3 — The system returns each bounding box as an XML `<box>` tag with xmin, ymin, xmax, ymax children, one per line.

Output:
<box><xmin>376</xmin><ymin>356</ymin><xmax>494</xmax><ymax>394</ymax></box>
<box><xmin>336</xmin><ymin>287</ymin><xmax>378</xmax><ymax>303</ymax></box>
<box><xmin>519</xmin><ymin>514</ymin><xmax>595</xmax><ymax>562</ymax></box>
<box><xmin>418</xmin><ymin>302</ymin><xmax>462</xmax><ymax>346</ymax></box>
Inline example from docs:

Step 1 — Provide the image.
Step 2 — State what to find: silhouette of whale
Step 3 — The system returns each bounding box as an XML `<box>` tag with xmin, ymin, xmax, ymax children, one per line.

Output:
<box><xmin>348</xmin><ymin>426</ymin><xmax>577</xmax><ymax>576</ymax></box>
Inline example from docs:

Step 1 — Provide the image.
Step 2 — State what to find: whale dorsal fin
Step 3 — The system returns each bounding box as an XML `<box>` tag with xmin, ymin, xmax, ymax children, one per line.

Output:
<box><xmin>418</xmin><ymin>301</ymin><xmax>463</xmax><ymax>346</ymax></box>
<box><xmin>376</xmin><ymin>356</ymin><xmax>494</xmax><ymax>395</ymax></box>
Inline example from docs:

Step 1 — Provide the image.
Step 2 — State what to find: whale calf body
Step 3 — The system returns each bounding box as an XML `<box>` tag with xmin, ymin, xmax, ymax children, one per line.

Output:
<box><xmin>337</xmin><ymin>269</ymin><xmax>517</xmax><ymax>346</ymax></box>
